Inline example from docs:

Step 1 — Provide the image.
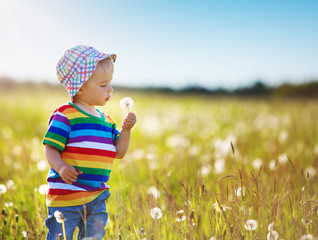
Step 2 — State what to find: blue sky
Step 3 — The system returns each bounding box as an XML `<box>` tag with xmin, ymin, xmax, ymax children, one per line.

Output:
<box><xmin>0</xmin><ymin>0</ymin><xmax>317</xmax><ymax>89</ymax></box>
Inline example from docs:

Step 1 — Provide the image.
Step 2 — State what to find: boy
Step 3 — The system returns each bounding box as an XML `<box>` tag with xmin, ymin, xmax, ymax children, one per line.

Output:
<box><xmin>43</xmin><ymin>45</ymin><xmax>136</xmax><ymax>239</ymax></box>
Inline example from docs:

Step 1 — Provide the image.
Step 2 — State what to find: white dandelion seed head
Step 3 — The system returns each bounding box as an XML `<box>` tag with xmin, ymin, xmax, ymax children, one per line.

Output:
<box><xmin>198</xmin><ymin>164</ymin><xmax>212</xmax><ymax>177</ymax></box>
<box><xmin>213</xmin><ymin>202</ymin><xmax>231</xmax><ymax>212</ymax></box>
<box><xmin>268</xmin><ymin>222</ymin><xmax>275</xmax><ymax>231</ymax></box>
<box><xmin>0</xmin><ymin>184</ymin><xmax>7</xmax><ymax>194</ymax></box>
<box><xmin>150</xmin><ymin>207</ymin><xmax>163</xmax><ymax>219</ymax></box>
<box><xmin>176</xmin><ymin>215</ymin><xmax>186</xmax><ymax>222</ymax></box>
<box><xmin>38</xmin><ymin>184</ymin><xmax>49</xmax><ymax>195</ymax></box>
<box><xmin>120</xmin><ymin>97</ymin><xmax>134</xmax><ymax>110</ymax></box>
<box><xmin>244</xmin><ymin>219</ymin><xmax>258</xmax><ymax>231</ymax></box>
<box><xmin>252</xmin><ymin>158</ymin><xmax>263</xmax><ymax>170</ymax></box>
<box><xmin>299</xmin><ymin>234</ymin><xmax>314</xmax><ymax>240</ymax></box>
<box><xmin>305</xmin><ymin>166</ymin><xmax>317</xmax><ymax>179</ymax></box>
<box><xmin>37</xmin><ymin>160</ymin><xmax>48</xmax><ymax>171</ymax></box>
<box><xmin>214</xmin><ymin>158</ymin><xmax>225</xmax><ymax>174</ymax></box>
<box><xmin>212</xmin><ymin>138</ymin><xmax>232</xmax><ymax>158</ymax></box>
<box><xmin>22</xmin><ymin>230</ymin><xmax>29</xmax><ymax>238</ymax></box>
<box><xmin>279</xmin><ymin>130</ymin><xmax>288</xmax><ymax>143</ymax></box>
<box><xmin>210</xmin><ymin>237</ymin><xmax>216</xmax><ymax>240</ymax></box>
<box><xmin>54</xmin><ymin>211</ymin><xmax>65</xmax><ymax>223</ymax></box>
<box><xmin>235</xmin><ymin>187</ymin><xmax>245</xmax><ymax>197</ymax></box>
<box><xmin>147</xmin><ymin>186</ymin><xmax>160</xmax><ymax>199</ymax></box>
<box><xmin>4</xmin><ymin>202</ymin><xmax>13</xmax><ymax>208</ymax></box>
<box><xmin>176</xmin><ymin>210</ymin><xmax>186</xmax><ymax>222</ymax></box>
<box><xmin>278</xmin><ymin>153</ymin><xmax>289</xmax><ymax>165</ymax></box>
<box><xmin>177</xmin><ymin>210</ymin><xmax>184</xmax><ymax>215</ymax></box>
<box><xmin>267</xmin><ymin>231</ymin><xmax>279</xmax><ymax>240</ymax></box>
<box><xmin>6</xmin><ymin>179</ymin><xmax>15</xmax><ymax>190</ymax></box>
<box><xmin>269</xmin><ymin>159</ymin><xmax>277</xmax><ymax>170</ymax></box>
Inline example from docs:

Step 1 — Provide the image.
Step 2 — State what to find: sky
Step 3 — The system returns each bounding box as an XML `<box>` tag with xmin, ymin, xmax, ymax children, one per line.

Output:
<box><xmin>0</xmin><ymin>0</ymin><xmax>317</xmax><ymax>89</ymax></box>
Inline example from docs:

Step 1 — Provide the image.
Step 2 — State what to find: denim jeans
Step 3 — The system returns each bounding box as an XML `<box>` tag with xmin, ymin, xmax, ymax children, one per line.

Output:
<box><xmin>46</xmin><ymin>190</ymin><xmax>110</xmax><ymax>240</ymax></box>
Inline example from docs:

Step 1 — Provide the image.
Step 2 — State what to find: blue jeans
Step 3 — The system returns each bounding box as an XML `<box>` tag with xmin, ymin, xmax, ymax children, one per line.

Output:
<box><xmin>46</xmin><ymin>191</ymin><xmax>110</xmax><ymax>240</ymax></box>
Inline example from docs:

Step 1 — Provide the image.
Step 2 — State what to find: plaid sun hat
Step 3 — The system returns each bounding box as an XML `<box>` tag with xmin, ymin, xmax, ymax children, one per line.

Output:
<box><xmin>56</xmin><ymin>45</ymin><xmax>116</xmax><ymax>99</ymax></box>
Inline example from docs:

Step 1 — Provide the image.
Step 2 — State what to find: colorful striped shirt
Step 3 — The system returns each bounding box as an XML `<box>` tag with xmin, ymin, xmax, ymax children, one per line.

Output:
<box><xmin>42</xmin><ymin>102</ymin><xmax>120</xmax><ymax>207</ymax></box>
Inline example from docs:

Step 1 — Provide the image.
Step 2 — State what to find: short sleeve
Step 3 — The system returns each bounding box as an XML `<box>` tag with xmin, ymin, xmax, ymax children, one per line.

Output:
<box><xmin>42</xmin><ymin>111</ymin><xmax>71</xmax><ymax>152</ymax></box>
<box><xmin>112</xmin><ymin>122</ymin><xmax>120</xmax><ymax>141</ymax></box>
<box><xmin>104</xmin><ymin>114</ymin><xmax>120</xmax><ymax>141</ymax></box>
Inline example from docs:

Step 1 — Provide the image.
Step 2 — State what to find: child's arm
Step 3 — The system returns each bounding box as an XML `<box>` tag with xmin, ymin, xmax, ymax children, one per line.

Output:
<box><xmin>115</xmin><ymin>112</ymin><xmax>137</xmax><ymax>159</ymax></box>
<box><xmin>44</xmin><ymin>144</ymin><xmax>82</xmax><ymax>184</ymax></box>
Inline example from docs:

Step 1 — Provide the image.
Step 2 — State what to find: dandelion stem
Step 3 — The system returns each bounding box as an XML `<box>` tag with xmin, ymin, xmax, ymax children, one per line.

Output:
<box><xmin>62</xmin><ymin>220</ymin><xmax>66</xmax><ymax>240</ymax></box>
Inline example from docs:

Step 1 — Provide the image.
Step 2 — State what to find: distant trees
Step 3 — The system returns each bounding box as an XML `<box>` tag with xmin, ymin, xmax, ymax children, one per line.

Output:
<box><xmin>1</xmin><ymin>77</ymin><xmax>318</xmax><ymax>97</ymax></box>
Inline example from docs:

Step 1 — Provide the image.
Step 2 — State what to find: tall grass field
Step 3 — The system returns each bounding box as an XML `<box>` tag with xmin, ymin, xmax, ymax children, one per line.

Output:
<box><xmin>0</xmin><ymin>87</ymin><xmax>317</xmax><ymax>240</ymax></box>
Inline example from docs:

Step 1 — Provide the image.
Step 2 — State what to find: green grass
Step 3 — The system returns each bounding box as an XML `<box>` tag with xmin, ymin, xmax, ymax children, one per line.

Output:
<box><xmin>0</xmin><ymin>88</ymin><xmax>317</xmax><ymax>239</ymax></box>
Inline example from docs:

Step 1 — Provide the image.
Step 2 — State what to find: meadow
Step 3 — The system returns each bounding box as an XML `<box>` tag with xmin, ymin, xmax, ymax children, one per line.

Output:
<box><xmin>0</xmin><ymin>86</ymin><xmax>317</xmax><ymax>240</ymax></box>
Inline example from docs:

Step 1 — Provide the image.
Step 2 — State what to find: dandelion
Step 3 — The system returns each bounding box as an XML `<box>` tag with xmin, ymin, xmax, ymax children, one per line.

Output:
<box><xmin>252</xmin><ymin>158</ymin><xmax>263</xmax><ymax>170</ymax></box>
<box><xmin>4</xmin><ymin>202</ymin><xmax>13</xmax><ymax>208</ymax></box>
<box><xmin>214</xmin><ymin>158</ymin><xmax>225</xmax><ymax>174</ymax></box>
<box><xmin>150</xmin><ymin>207</ymin><xmax>162</xmax><ymax>239</ymax></box>
<box><xmin>54</xmin><ymin>211</ymin><xmax>65</xmax><ymax>223</ymax></box>
<box><xmin>120</xmin><ymin>97</ymin><xmax>134</xmax><ymax>111</ymax></box>
<box><xmin>176</xmin><ymin>210</ymin><xmax>186</xmax><ymax>222</ymax></box>
<box><xmin>278</xmin><ymin>153</ymin><xmax>289</xmax><ymax>165</ymax></box>
<box><xmin>0</xmin><ymin>184</ymin><xmax>7</xmax><ymax>194</ymax></box>
<box><xmin>198</xmin><ymin>164</ymin><xmax>212</xmax><ymax>177</ymax></box>
<box><xmin>267</xmin><ymin>231</ymin><xmax>279</xmax><ymax>240</ymax></box>
<box><xmin>235</xmin><ymin>187</ymin><xmax>245</xmax><ymax>197</ymax></box>
<box><xmin>299</xmin><ymin>234</ymin><xmax>314</xmax><ymax>240</ymax></box>
<box><xmin>279</xmin><ymin>130</ymin><xmax>288</xmax><ymax>143</ymax></box>
<box><xmin>22</xmin><ymin>230</ymin><xmax>29</xmax><ymax>238</ymax></box>
<box><xmin>244</xmin><ymin>219</ymin><xmax>257</xmax><ymax>231</ymax></box>
<box><xmin>6</xmin><ymin>179</ymin><xmax>15</xmax><ymax>190</ymax></box>
<box><xmin>213</xmin><ymin>202</ymin><xmax>231</xmax><ymax>212</ymax></box>
<box><xmin>268</xmin><ymin>222</ymin><xmax>275</xmax><ymax>231</ymax></box>
<box><xmin>305</xmin><ymin>166</ymin><xmax>317</xmax><ymax>179</ymax></box>
<box><xmin>38</xmin><ymin>184</ymin><xmax>49</xmax><ymax>195</ymax></box>
<box><xmin>54</xmin><ymin>211</ymin><xmax>66</xmax><ymax>240</ymax></box>
<box><xmin>269</xmin><ymin>159</ymin><xmax>277</xmax><ymax>170</ymax></box>
<box><xmin>212</xmin><ymin>138</ymin><xmax>232</xmax><ymax>158</ymax></box>
<box><xmin>150</xmin><ymin>207</ymin><xmax>163</xmax><ymax>219</ymax></box>
<box><xmin>37</xmin><ymin>160</ymin><xmax>48</xmax><ymax>171</ymax></box>
<box><xmin>148</xmin><ymin>186</ymin><xmax>160</xmax><ymax>199</ymax></box>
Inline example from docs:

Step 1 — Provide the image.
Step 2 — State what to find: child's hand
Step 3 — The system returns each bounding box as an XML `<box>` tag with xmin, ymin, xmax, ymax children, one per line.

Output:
<box><xmin>58</xmin><ymin>164</ymin><xmax>83</xmax><ymax>184</ymax></box>
<box><xmin>122</xmin><ymin>112</ymin><xmax>137</xmax><ymax>130</ymax></box>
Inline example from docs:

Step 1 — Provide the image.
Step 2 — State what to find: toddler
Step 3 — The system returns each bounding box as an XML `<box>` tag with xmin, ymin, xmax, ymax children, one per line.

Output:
<box><xmin>43</xmin><ymin>45</ymin><xmax>136</xmax><ymax>239</ymax></box>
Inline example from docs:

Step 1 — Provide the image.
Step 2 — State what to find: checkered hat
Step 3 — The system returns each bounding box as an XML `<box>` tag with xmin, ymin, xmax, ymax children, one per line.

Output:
<box><xmin>56</xmin><ymin>45</ymin><xmax>116</xmax><ymax>99</ymax></box>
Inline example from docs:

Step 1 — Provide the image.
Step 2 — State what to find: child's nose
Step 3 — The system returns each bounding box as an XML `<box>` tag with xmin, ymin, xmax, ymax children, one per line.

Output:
<box><xmin>108</xmin><ymin>85</ymin><xmax>113</xmax><ymax>93</ymax></box>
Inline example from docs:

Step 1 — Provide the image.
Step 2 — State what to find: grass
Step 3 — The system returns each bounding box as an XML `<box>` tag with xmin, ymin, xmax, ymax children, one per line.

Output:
<box><xmin>0</xmin><ymin>87</ymin><xmax>317</xmax><ymax>239</ymax></box>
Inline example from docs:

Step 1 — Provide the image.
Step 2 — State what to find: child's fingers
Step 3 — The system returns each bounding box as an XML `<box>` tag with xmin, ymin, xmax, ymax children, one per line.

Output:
<box><xmin>60</xmin><ymin>165</ymin><xmax>81</xmax><ymax>184</ymax></box>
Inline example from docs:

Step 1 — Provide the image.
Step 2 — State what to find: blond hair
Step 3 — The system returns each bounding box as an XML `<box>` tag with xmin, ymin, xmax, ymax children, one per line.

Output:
<box><xmin>96</xmin><ymin>57</ymin><xmax>115</xmax><ymax>76</ymax></box>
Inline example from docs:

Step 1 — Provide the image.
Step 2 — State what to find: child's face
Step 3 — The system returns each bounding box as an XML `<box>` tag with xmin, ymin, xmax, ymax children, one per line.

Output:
<box><xmin>76</xmin><ymin>60</ymin><xmax>114</xmax><ymax>106</ymax></box>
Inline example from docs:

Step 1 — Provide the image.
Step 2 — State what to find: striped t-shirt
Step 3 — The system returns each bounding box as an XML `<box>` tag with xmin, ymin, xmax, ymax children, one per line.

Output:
<box><xmin>43</xmin><ymin>102</ymin><xmax>120</xmax><ymax>207</ymax></box>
